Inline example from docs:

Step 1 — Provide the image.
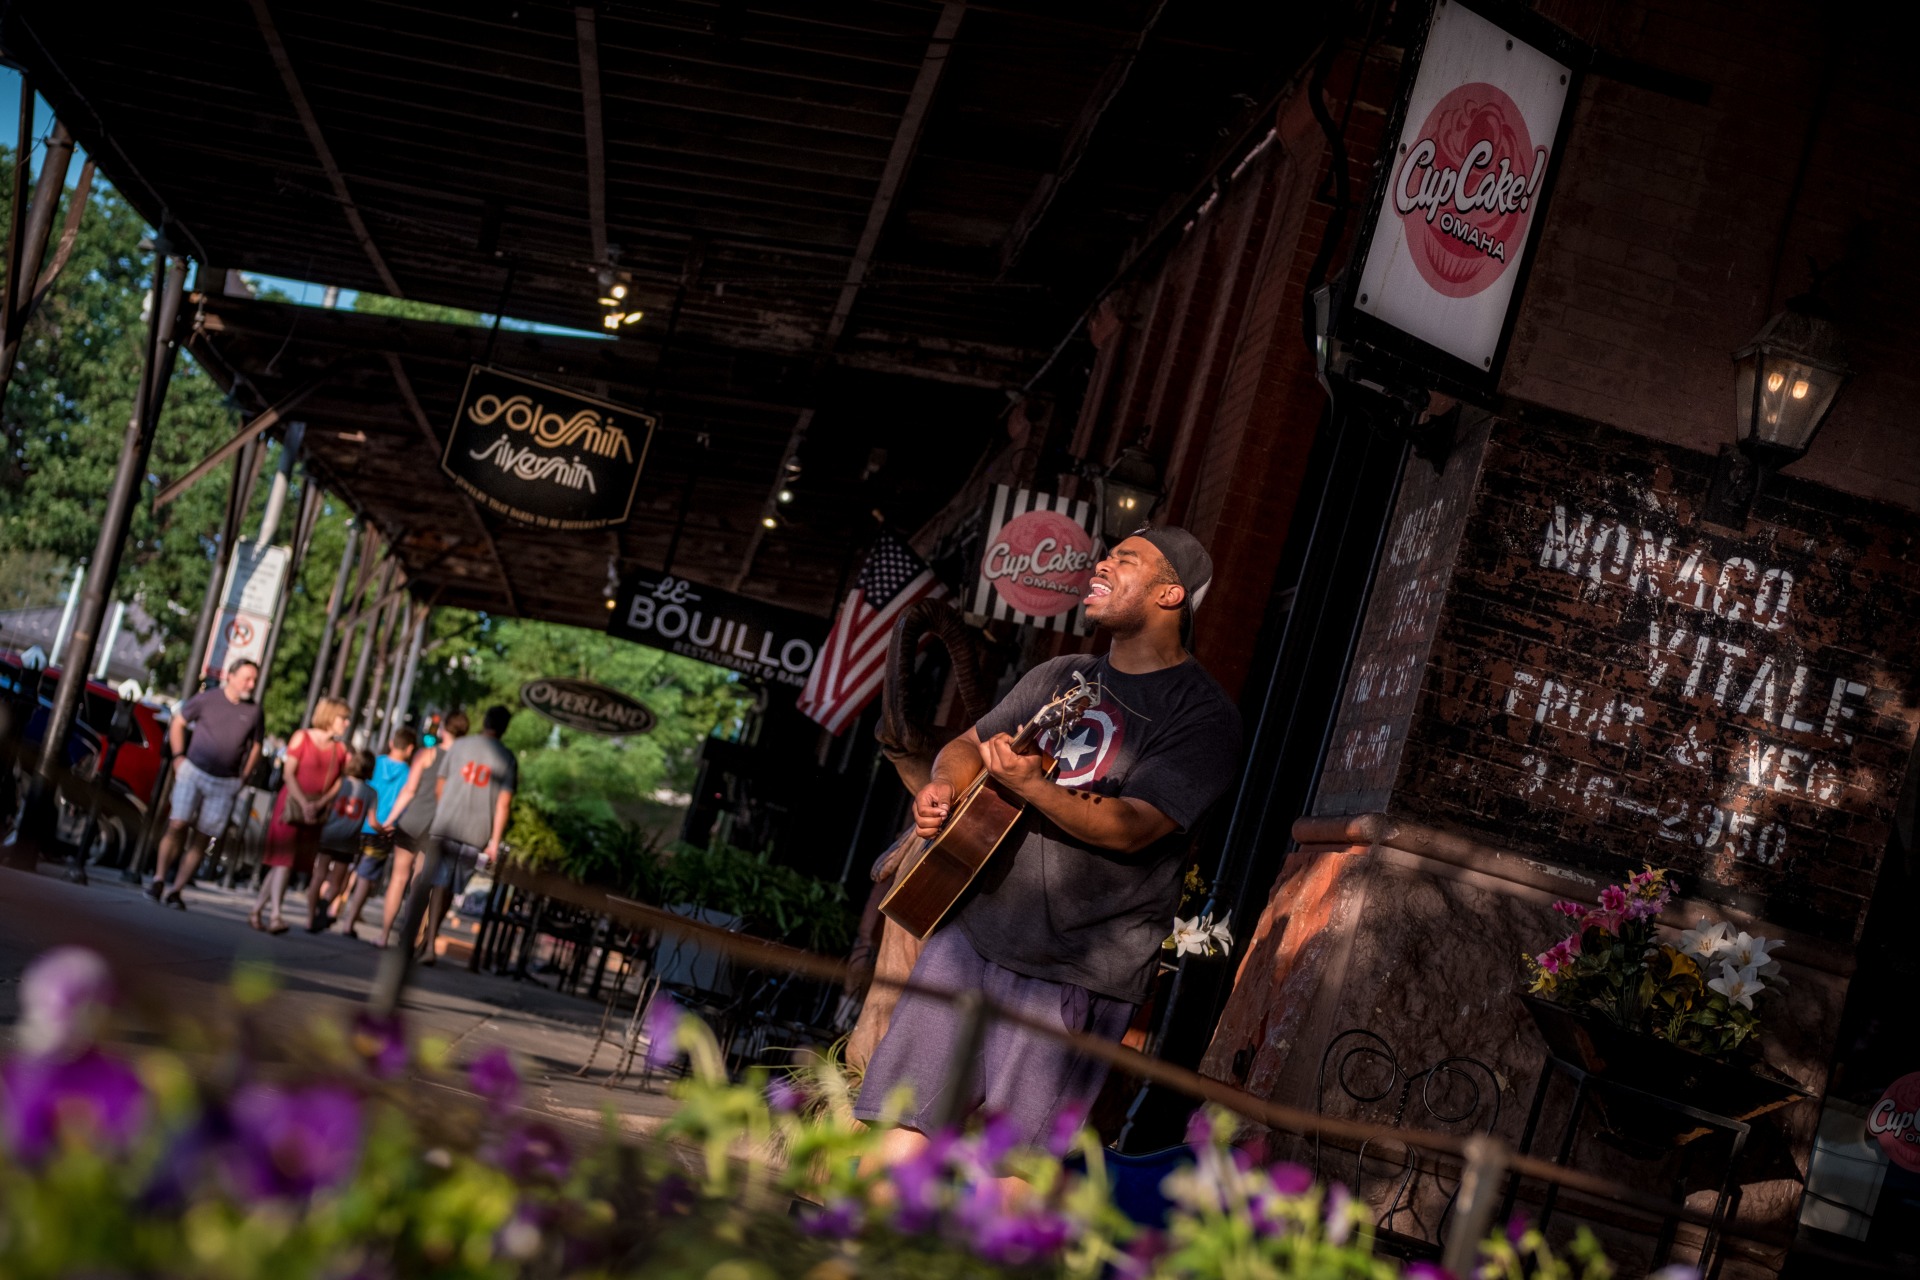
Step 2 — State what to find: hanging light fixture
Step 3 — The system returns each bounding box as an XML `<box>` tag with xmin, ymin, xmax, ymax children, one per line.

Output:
<box><xmin>1095</xmin><ymin>440</ymin><xmax>1164</xmax><ymax>541</ymax></box>
<box><xmin>1705</xmin><ymin>294</ymin><xmax>1851</xmax><ymax>526</ymax></box>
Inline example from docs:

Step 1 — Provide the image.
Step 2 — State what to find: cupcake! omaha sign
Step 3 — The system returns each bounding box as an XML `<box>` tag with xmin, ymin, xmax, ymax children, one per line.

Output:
<box><xmin>967</xmin><ymin>485</ymin><xmax>1099</xmax><ymax>635</ymax></box>
<box><xmin>1349</xmin><ymin>0</ymin><xmax>1576</xmax><ymax>386</ymax></box>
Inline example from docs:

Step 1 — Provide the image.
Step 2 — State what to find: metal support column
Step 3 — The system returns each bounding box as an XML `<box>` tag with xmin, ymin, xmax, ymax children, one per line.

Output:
<box><xmin>180</xmin><ymin>436</ymin><xmax>258</xmax><ymax>698</ymax></box>
<box><xmin>35</xmin><ymin>248</ymin><xmax>188</xmax><ymax>794</ymax></box>
<box><xmin>304</xmin><ymin>519</ymin><xmax>359</xmax><ymax>727</ymax></box>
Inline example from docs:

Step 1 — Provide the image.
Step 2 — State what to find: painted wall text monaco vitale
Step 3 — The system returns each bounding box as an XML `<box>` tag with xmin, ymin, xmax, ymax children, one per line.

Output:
<box><xmin>1318</xmin><ymin>412</ymin><xmax>1920</xmax><ymax>941</ymax></box>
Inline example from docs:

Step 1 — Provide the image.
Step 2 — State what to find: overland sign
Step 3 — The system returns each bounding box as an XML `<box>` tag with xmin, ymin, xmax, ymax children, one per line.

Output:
<box><xmin>519</xmin><ymin>678</ymin><xmax>657</xmax><ymax>737</ymax></box>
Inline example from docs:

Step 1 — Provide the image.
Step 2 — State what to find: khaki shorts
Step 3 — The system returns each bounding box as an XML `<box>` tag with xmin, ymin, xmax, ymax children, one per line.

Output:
<box><xmin>169</xmin><ymin>760</ymin><xmax>244</xmax><ymax>840</ymax></box>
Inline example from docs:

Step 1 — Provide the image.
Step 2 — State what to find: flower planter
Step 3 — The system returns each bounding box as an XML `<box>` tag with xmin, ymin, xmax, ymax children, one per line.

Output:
<box><xmin>1517</xmin><ymin>993</ymin><xmax>1809</xmax><ymax>1153</ymax></box>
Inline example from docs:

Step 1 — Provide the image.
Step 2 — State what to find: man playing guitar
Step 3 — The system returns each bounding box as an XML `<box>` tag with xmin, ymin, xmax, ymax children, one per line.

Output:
<box><xmin>856</xmin><ymin>525</ymin><xmax>1242</xmax><ymax>1159</ymax></box>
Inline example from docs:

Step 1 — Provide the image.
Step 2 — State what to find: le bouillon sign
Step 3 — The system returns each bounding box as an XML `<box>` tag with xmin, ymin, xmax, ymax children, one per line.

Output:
<box><xmin>442</xmin><ymin>366</ymin><xmax>657</xmax><ymax>530</ymax></box>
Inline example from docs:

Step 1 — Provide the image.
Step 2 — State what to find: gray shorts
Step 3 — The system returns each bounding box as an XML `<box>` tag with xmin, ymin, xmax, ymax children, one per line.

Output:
<box><xmin>852</xmin><ymin>925</ymin><xmax>1134</xmax><ymax>1149</ymax></box>
<box><xmin>431</xmin><ymin>841</ymin><xmax>482</xmax><ymax>893</ymax></box>
<box><xmin>168</xmin><ymin>760</ymin><xmax>244</xmax><ymax>840</ymax></box>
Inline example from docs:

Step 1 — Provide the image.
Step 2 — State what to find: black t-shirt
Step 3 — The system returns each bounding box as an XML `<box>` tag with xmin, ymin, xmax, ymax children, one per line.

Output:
<box><xmin>955</xmin><ymin>652</ymin><xmax>1242</xmax><ymax>1003</ymax></box>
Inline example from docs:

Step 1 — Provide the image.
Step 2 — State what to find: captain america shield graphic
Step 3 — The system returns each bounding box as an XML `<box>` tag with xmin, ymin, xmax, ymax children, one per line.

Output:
<box><xmin>1042</xmin><ymin>707</ymin><xmax>1125</xmax><ymax>788</ymax></box>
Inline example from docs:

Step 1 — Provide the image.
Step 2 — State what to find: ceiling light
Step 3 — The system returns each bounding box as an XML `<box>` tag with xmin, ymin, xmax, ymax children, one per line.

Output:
<box><xmin>777</xmin><ymin>488</ymin><xmax>793</xmax><ymax>504</ymax></box>
<box><xmin>611</xmin><ymin>283</ymin><xmax>628</xmax><ymax>300</ymax></box>
<box><xmin>602</xmin><ymin>314</ymin><xmax>621</xmax><ymax>330</ymax></box>
<box><xmin>761</xmin><ymin>515</ymin><xmax>778</xmax><ymax>529</ymax></box>
<box><xmin>598</xmin><ymin>295</ymin><xmax>620</xmax><ymax>307</ymax></box>
<box><xmin>621</xmin><ymin>310</ymin><xmax>644</xmax><ymax>325</ymax></box>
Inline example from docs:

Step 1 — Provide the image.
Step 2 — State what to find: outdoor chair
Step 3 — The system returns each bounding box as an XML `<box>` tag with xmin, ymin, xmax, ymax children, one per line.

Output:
<box><xmin>1312</xmin><ymin>1028</ymin><xmax>1502</xmax><ymax>1260</ymax></box>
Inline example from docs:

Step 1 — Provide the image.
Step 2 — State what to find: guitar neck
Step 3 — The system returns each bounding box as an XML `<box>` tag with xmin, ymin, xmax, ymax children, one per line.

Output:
<box><xmin>1008</xmin><ymin>709</ymin><xmax>1052</xmax><ymax>756</ymax></box>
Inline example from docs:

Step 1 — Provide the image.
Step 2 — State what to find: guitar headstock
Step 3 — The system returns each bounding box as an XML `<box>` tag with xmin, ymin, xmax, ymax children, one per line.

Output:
<box><xmin>1012</xmin><ymin>674</ymin><xmax>1098</xmax><ymax>752</ymax></box>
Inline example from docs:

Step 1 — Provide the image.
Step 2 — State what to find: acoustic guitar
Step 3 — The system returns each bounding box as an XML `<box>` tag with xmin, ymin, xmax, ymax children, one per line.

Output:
<box><xmin>878</xmin><ymin>678</ymin><xmax>1097</xmax><ymax>938</ymax></box>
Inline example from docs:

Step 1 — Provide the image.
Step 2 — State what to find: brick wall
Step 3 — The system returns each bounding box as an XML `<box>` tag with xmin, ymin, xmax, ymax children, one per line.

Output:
<box><xmin>1505</xmin><ymin>0</ymin><xmax>1920</xmax><ymax>511</ymax></box>
<box><xmin>1316</xmin><ymin>407</ymin><xmax>1920</xmax><ymax>944</ymax></box>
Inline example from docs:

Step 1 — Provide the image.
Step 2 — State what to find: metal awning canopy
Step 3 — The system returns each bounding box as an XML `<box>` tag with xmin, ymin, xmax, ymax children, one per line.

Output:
<box><xmin>3</xmin><ymin>0</ymin><xmax>1311</xmax><ymax>622</ymax></box>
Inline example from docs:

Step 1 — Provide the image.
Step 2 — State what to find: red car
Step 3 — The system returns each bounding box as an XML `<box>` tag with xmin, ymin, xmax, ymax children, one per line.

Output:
<box><xmin>2</xmin><ymin>650</ymin><xmax>171</xmax><ymax>863</ymax></box>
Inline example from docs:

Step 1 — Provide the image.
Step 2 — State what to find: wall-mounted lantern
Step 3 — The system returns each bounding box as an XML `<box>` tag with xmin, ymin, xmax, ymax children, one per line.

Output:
<box><xmin>1705</xmin><ymin>296</ymin><xmax>1851</xmax><ymax>526</ymax></box>
<box><xmin>1096</xmin><ymin>442</ymin><xmax>1163</xmax><ymax>542</ymax></box>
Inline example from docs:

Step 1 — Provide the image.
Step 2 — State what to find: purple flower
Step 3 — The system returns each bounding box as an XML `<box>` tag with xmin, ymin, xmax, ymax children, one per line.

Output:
<box><xmin>643</xmin><ymin>993</ymin><xmax>683</xmax><ymax>1070</ymax></box>
<box><xmin>1505</xmin><ymin>1212</ymin><xmax>1529</xmax><ymax>1245</ymax></box>
<box><xmin>1185</xmin><ymin>1107</ymin><xmax>1214</xmax><ymax>1149</ymax></box>
<box><xmin>349</xmin><ymin>1013</ymin><xmax>409</xmax><ymax>1080</ymax></box>
<box><xmin>1405</xmin><ymin>1265</ymin><xmax>1457</xmax><ymax>1280</ymax></box>
<box><xmin>16</xmin><ymin>947</ymin><xmax>114</xmax><ymax>1060</ymax></box>
<box><xmin>653</xmin><ymin>1172</ymin><xmax>696</xmax><ymax>1216</ymax></box>
<box><xmin>1046</xmin><ymin>1102</ymin><xmax>1088</xmax><ymax>1157</ymax></box>
<box><xmin>1</xmin><ymin>1048</ymin><xmax>146</xmax><ymax>1162</ymax></box>
<box><xmin>971</xmin><ymin>1209</ymin><xmax>1076</xmax><ymax>1267</ymax></box>
<box><xmin>1324</xmin><ymin>1181</ymin><xmax>1354</xmax><ymax>1245</ymax></box>
<box><xmin>1269</xmin><ymin>1161</ymin><xmax>1314</xmax><ymax>1197</ymax></box>
<box><xmin>489</xmin><ymin>1121</ymin><xmax>571</xmax><ymax>1183</ymax></box>
<box><xmin>1550</xmin><ymin>900</ymin><xmax>1585</xmax><ymax>919</ymax></box>
<box><xmin>467</xmin><ymin>1047</ymin><xmax>520</xmax><ymax>1110</ymax></box>
<box><xmin>798</xmin><ymin>1198</ymin><xmax>864</xmax><ymax>1239</ymax></box>
<box><xmin>765</xmin><ymin>1076</ymin><xmax>805</xmax><ymax>1114</ymax></box>
<box><xmin>888</xmin><ymin>1131</ymin><xmax>957</xmax><ymax>1232</ymax></box>
<box><xmin>1114</xmin><ymin>1229</ymin><xmax>1168</xmax><ymax>1280</ymax></box>
<box><xmin>976</xmin><ymin>1111</ymin><xmax>1021</xmax><ymax>1167</ymax></box>
<box><xmin>226</xmin><ymin>1083</ymin><xmax>363</xmax><ymax>1198</ymax></box>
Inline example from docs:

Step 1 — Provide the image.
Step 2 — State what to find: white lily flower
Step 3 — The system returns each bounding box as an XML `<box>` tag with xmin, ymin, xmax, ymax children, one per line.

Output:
<box><xmin>1722</xmin><ymin>931</ymin><xmax>1784</xmax><ymax>975</ymax></box>
<box><xmin>1678</xmin><ymin>918</ymin><xmax>1731</xmax><ymax>959</ymax></box>
<box><xmin>1169</xmin><ymin>915</ymin><xmax>1212</xmax><ymax>958</ymax></box>
<box><xmin>1708</xmin><ymin>961</ymin><xmax>1764</xmax><ymax>1009</ymax></box>
<box><xmin>1208</xmin><ymin>913</ymin><xmax>1235</xmax><ymax>956</ymax></box>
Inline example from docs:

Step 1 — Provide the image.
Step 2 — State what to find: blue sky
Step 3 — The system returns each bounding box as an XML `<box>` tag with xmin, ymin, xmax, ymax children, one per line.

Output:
<box><xmin>1</xmin><ymin>67</ymin><xmax>599</xmax><ymax>336</ymax></box>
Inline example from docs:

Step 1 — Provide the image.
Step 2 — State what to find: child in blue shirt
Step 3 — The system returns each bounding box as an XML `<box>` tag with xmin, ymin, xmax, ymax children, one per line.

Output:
<box><xmin>337</xmin><ymin>728</ymin><xmax>417</xmax><ymax>940</ymax></box>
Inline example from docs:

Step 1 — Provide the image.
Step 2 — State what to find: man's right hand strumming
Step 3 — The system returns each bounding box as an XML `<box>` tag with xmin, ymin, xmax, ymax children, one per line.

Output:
<box><xmin>913</xmin><ymin>780</ymin><xmax>955</xmax><ymax>839</ymax></box>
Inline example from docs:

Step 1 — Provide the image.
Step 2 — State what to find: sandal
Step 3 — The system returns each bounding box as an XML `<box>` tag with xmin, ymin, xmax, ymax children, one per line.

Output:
<box><xmin>267</xmin><ymin>919</ymin><xmax>290</xmax><ymax>935</ymax></box>
<box><xmin>248</xmin><ymin>908</ymin><xmax>265</xmax><ymax>932</ymax></box>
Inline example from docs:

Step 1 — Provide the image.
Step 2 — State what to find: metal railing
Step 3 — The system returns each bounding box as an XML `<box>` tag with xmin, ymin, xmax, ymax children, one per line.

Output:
<box><xmin>415</xmin><ymin>860</ymin><xmax>1910</xmax><ymax>1278</ymax></box>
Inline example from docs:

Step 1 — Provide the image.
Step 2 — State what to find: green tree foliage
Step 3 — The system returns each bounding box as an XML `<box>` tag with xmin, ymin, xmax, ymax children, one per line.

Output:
<box><xmin>410</xmin><ymin>612</ymin><xmax>751</xmax><ymax>826</ymax></box>
<box><xmin>0</xmin><ymin>146</ymin><xmax>248</xmax><ymax>692</ymax></box>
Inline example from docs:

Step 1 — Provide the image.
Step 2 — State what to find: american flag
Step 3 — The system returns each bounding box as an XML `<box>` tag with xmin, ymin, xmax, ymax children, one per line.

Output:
<box><xmin>798</xmin><ymin>529</ymin><xmax>944</xmax><ymax>733</ymax></box>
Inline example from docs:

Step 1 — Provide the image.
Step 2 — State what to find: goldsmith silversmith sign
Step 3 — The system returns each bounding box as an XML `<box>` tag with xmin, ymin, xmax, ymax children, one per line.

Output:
<box><xmin>520</xmin><ymin>678</ymin><xmax>657</xmax><ymax>736</ymax></box>
<box><xmin>607</xmin><ymin>571</ymin><xmax>828</xmax><ymax>690</ymax></box>
<box><xmin>442</xmin><ymin>365</ymin><xmax>656</xmax><ymax>530</ymax></box>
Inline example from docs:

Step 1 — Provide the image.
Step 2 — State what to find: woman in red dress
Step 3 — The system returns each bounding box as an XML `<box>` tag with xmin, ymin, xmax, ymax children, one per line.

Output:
<box><xmin>250</xmin><ymin>697</ymin><xmax>351</xmax><ymax>933</ymax></box>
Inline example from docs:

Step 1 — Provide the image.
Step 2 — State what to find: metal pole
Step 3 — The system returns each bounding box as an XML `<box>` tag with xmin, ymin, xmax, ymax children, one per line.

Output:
<box><xmin>304</xmin><ymin>519</ymin><xmax>358</xmax><ymax>728</ymax></box>
<box><xmin>358</xmin><ymin>593</ymin><xmax>401</xmax><ymax>745</ymax></box>
<box><xmin>36</xmin><ymin>250</ymin><xmax>188</xmax><ymax>784</ymax></box>
<box><xmin>254</xmin><ymin>422</ymin><xmax>302</xmax><ymax>546</ymax></box>
<box><xmin>388</xmin><ymin>602</ymin><xmax>428</xmax><ymax>733</ymax></box>
<box><xmin>330</xmin><ymin>535</ymin><xmax>379</xmax><ymax>697</ymax></box>
<box><xmin>376</xmin><ymin>600</ymin><xmax>413</xmax><ymax>739</ymax></box>
<box><xmin>0</xmin><ymin>120</ymin><xmax>78</xmax><ymax>403</ymax></box>
<box><xmin>343</xmin><ymin>561</ymin><xmax>391</xmax><ymax>738</ymax></box>
<box><xmin>93</xmin><ymin>601</ymin><xmax>125</xmax><ymax>679</ymax></box>
<box><xmin>368</xmin><ymin>836</ymin><xmax>445</xmax><ymax>1018</ymax></box>
<box><xmin>1442</xmin><ymin>1136</ymin><xmax>1509</xmax><ymax>1277</ymax></box>
<box><xmin>257</xmin><ymin>481</ymin><xmax>321</xmax><ymax>709</ymax></box>
<box><xmin>180</xmin><ymin>436</ymin><xmax>259</xmax><ymax>698</ymax></box>
<box><xmin>50</xmin><ymin>564</ymin><xmax>83</xmax><ymax>660</ymax></box>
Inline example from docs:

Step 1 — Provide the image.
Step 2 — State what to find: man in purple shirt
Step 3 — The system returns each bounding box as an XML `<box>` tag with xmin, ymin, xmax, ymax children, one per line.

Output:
<box><xmin>147</xmin><ymin>658</ymin><xmax>264</xmax><ymax>908</ymax></box>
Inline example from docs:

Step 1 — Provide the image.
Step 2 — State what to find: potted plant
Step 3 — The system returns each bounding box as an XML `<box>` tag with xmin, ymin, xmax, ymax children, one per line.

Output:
<box><xmin>1517</xmin><ymin>868</ymin><xmax>1808</xmax><ymax>1150</ymax></box>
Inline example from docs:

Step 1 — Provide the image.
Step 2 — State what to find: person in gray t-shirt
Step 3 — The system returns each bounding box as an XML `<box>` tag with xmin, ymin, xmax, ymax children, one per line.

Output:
<box><xmin>150</xmin><ymin>658</ymin><xmax>265</xmax><ymax>909</ymax></box>
<box><xmin>416</xmin><ymin>705</ymin><xmax>517</xmax><ymax>963</ymax></box>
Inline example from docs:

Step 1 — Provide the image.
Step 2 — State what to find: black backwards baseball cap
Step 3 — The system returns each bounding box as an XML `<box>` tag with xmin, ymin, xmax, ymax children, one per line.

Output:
<box><xmin>1129</xmin><ymin>525</ymin><xmax>1213</xmax><ymax>612</ymax></box>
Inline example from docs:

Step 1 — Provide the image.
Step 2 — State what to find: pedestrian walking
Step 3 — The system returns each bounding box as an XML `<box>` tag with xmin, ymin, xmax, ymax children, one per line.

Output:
<box><xmin>250</xmin><ymin>697</ymin><xmax>350</xmax><ymax>934</ymax></box>
<box><xmin>376</xmin><ymin>711</ymin><xmax>466</xmax><ymax>949</ymax></box>
<box><xmin>309</xmin><ymin>749</ymin><xmax>374</xmax><ymax>933</ymax></box>
<box><xmin>420</xmin><ymin>705</ymin><xmax>516</xmax><ymax>966</ymax></box>
<box><xmin>337</xmin><ymin>728</ymin><xmax>416</xmax><ymax>940</ymax></box>
<box><xmin>148</xmin><ymin>659</ymin><xmax>264</xmax><ymax>908</ymax></box>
